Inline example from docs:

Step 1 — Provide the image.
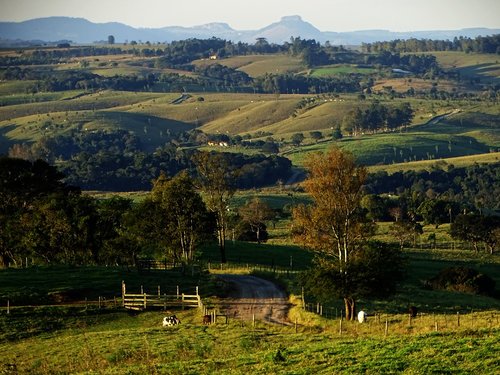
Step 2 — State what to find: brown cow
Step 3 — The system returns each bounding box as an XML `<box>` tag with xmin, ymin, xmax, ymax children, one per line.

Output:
<box><xmin>409</xmin><ymin>306</ymin><xmax>417</xmax><ymax>318</ymax></box>
<box><xmin>202</xmin><ymin>315</ymin><xmax>212</xmax><ymax>325</ymax></box>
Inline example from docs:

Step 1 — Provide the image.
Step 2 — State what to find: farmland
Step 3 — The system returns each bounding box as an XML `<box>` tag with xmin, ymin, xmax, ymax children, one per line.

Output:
<box><xmin>1</xmin><ymin>38</ymin><xmax>500</xmax><ymax>374</ymax></box>
<box><xmin>1</xmin><ymin>241</ymin><xmax>499</xmax><ymax>373</ymax></box>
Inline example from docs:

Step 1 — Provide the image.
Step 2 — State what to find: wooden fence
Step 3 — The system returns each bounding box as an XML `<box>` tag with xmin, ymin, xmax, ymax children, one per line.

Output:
<box><xmin>121</xmin><ymin>281</ymin><xmax>202</xmax><ymax>311</ymax></box>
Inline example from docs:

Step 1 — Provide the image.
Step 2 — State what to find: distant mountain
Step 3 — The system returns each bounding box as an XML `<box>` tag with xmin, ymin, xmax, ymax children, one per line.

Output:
<box><xmin>0</xmin><ymin>16</ymin><xmax>498</xmax><ymax>45</ymax></box>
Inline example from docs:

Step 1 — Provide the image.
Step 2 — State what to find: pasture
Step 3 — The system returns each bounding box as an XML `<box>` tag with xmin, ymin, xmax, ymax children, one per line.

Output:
<box><xmin>1</xmin><ymin>306</ymin><xmax>498</xmax><ymax>374</ymax></box>
<box><xmin>310</xmin><ymin>65</ymin><xmax>378</xmax><ymax>77</ymax></box>
<box><xmin>1</xmin><ymin>81</ymin><xmax>498</xmax><ymax>171</ymax></box>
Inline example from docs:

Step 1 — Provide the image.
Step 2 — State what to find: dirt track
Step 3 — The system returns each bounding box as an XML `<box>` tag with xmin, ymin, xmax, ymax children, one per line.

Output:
<box><xmin>216</xmin><ymin>275</ymin><xmax>292</xmax><ymax>325</ymax></box>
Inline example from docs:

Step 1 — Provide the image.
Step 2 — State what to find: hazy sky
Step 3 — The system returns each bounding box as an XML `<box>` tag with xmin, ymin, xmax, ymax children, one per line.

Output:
<box><xmin>1</xmin><ymin>0</ymin><xmax>499</xmax><ymax>31</ymax></box>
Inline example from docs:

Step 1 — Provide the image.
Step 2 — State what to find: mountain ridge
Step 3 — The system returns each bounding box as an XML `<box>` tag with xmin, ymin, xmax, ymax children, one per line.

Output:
<box><xmin>0</xmin><ymin>15</ymin><xmax>498</xmax><ymax>45</ymax></box>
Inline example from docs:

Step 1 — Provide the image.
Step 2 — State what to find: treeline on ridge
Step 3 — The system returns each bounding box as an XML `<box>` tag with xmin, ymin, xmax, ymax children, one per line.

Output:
<box><xmin>362</xmin><ymin>34</ymin><xmax>500</xmax><ymax>54</ymax></box>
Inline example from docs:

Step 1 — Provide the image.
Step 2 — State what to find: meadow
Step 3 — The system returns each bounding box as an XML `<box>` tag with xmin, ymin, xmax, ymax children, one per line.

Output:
<box><xmin>1</xmin><ymin>239</ymin><xmax>499</xmax><ymax>374</ymax></box>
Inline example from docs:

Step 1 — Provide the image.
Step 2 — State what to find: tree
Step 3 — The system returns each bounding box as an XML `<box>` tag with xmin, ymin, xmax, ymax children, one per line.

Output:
<box><xmin>238</xmin><ymin>197</ymin><xmax>274</xmax><ymax>244</ymax></box>
<box><xmin>0</xmin><ymin>158</ymin><xmax>76</xmax><ymax>267</ymax></box>
<box><xmin>389</xmin><ymin>220</ymin><xmax>423</xmax><ymax>250</ymax></box>
<box><xmin>150</xmin><ymin>172</ymin><xmax>215</xmax><ymax>263</ymax></box>
<box><xmin>451</xmin><ymin>214</ymin><xmax>500</xmax><ymax>254</ymax></box>
<box><xmin>341</xmin><ymin>108</ymin><xmax>363</xmax><ymax>136</ymax></box>
<box><xmin>301</xmin><ymin>241</ymin><xmax>405</xmax><ymax>311</ymax></box>
<box><xmin>293</xmin><ymin>148</ymin><xmax>402</xmax><ymax>320</ymax></box>
<box><xmin>331</xmin><ymin>126</ymin><xmax>343</xmax><ymax>141</ymax></box>
<box><xmin>108</xmin><ymin>35</ymin><xmax>115</xmax><ymax>45</ymax></box>
<box><xmin>309</xmin><ymin>131</ymin><xmax>323</xmax><ymax>142</ymax></box>
<box><xmin>291</xmin><ymin>133</ymin><xmax>305</xmax><ymax>146</ymax></box>
<box><xmin>418</xmin><ymin>199</ymin><xmax>458</xmax><ymax>228</ymax></box>
<box><xmin>193</xmin><ymin>152</ymin><xmax>237</xmax><ymax>263</ymax></box>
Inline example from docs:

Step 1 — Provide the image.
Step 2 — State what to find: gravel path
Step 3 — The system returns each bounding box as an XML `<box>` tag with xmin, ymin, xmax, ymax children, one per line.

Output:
<box><xmin>216</xmin><ymin>275</ymin><xmax>292</xmax><ymax>325</ymax></box>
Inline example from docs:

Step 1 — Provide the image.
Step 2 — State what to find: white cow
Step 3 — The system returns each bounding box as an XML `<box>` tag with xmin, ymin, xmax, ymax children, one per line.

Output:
<box><xmin>357</xmin><ymin>310</ymin><xmax>367</xmax><ymax>323</ymax></box>
<box><xmin>162</xmin><ymin>315</ymin><xmax>181</xmax><ymax>327</ymax></box>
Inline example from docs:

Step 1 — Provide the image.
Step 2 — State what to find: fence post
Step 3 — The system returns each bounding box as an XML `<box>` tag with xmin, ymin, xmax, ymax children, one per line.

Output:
<box><xmin>121</xmin><ymin>281</ymin><xmax>126</xmax><ymax>307</ymax></box>
<box><xmin>7</xmin><ymin>300</ymin><xmax>9</xmax><ymax>315</ymax></box>
<box><xmin>177</xmin><ymin>286</ymin><xmax>179</xmax><ymax>298</ymax></box>
<box><xmin>196</xmin><ymin>286</ymin><xmax>199</xmax><ymax>296</ymax></box>
<box><xmin>182</xmin><ymin>293</ymin><xmax>185</xmax><ymax>309</ymax></box>
<box><xmin>252</xmin><ymin>313</ymin><xmax>255</xmax><ymax>329</ymax></box>
<box><xmin>339</xmin><ymin>319</ymin><xmax>343</xmax><ymax>335</ymax></box>
<box><xmin>140</xmin><ymin>285</ymin><xmax>143</xmax><ymax>294</ymax></box>
<box><xmin>295</xmin><ymin>318</ymin><xmax>298</xmax><ymax>333</ymax></box>
<box><xmin>98</xmin><ymin>296</ymin><xmax>101</xmax><ymax>309</ymax></box>
<box><xmin>385</xmin><ymin>319</ymin><xmax>388</xmax><ymax>337</ymax></box>
<box><xmin>158</xmin><ymin>285</ymin><xmax>160</xmax><ymax>297</ymax></box>
<box><xmin>457</xmin><ymin>312</ymin><xmax>460</xmax><ymax>327</ymax></box>
<box><xmin>144</xmin><ymin>293</ymin><xmax>147</xmax><ymax>310</ymax></box>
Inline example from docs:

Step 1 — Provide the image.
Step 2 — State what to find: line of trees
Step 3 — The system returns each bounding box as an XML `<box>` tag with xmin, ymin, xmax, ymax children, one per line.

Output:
<box><xmin>341</xmin><ymin>102</ymin><xmax>414</xmax><ymax>135</ymax></box>
<box><xmin>362</xmin><ymin>34</ymin><xmax>500</xmax><ymax>54</ymax></box>
<box><xmin>0</xmin><ymin>157</ymin><xmax>220</xmax><ymax>267</ymax></box>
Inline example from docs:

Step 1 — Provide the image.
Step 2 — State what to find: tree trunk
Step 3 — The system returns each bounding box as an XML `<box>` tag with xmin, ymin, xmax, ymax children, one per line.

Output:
<box><xmin>344</xmin><ymin>297</ymin><xmax>356</xmax><ymax>321</ymax></box>
<box><xmin>219</xmin><ymin>227</ymin><xmax>226</xmax><ymax>263</ymax></box>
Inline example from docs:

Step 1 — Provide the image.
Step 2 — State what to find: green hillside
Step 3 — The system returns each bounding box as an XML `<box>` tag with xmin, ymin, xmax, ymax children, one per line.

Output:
<box><xmin>193</xmin><ymin>54</ymin><xmax>305</xmax><ymax>77</ymax></box>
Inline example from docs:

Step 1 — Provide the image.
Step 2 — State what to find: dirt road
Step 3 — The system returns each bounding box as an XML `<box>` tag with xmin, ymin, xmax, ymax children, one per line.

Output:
<box><xmin>216</xmin><ymin>275</ymin><xmax>292</xmax><ymax>325</ymax></box>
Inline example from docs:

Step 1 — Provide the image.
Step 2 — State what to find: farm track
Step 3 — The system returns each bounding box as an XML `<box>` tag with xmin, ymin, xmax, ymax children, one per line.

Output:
<box><xmin>216</xmin><ymin>275</ymin><xmax>292</xmax><ymax>325</ymax></box>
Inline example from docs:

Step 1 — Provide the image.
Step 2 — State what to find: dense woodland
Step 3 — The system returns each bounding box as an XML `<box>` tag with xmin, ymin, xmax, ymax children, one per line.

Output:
<box><xmin>8</xmin><ymin>130</ymin><xmax>292</xmax><ymax>191</ymax></box>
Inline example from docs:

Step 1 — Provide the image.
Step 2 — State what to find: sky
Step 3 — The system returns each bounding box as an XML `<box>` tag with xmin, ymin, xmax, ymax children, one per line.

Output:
<box><xmin>0</xmin><ymin>0</ymin><xmax>499</xmax><ymax>32</ymax></box>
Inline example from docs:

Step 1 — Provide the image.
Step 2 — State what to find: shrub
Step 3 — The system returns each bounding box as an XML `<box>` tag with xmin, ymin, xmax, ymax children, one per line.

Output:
<box><xmin>427</xmin><ymin>267</ymin><xmax>496</xmax><ymax>296</ymax></box>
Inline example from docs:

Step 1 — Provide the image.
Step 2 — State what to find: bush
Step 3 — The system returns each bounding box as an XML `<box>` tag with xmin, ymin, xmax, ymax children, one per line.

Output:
<box><xmin>427</xmin><ymin>267</ymin><xmax>496</xmax><ymax>296</ymax></box>
<box><xmin>234</xmin><ymin>221</ymin><xmax>268</xmax><ymax>242</ymax></box>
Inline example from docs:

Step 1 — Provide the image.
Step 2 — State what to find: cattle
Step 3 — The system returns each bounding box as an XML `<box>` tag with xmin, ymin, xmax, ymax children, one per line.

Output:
<box><xmin>202</xmin><ymin>315</ymin><xmax>212</xmax><ymax>325</ymax></box>
<box><xmin>163</xmin><ymin>315</ymin><xmax>180</xmax><ymax>327</ymax></box>
<box><xmin>357</xmin><ymin>310</ymin><xmax>367</xmax><ymax>323</ymax></box>
<box><xmin>408</xmin><ymin>306</ymin><xmax>417</xmax><ymax>318</ymax></box>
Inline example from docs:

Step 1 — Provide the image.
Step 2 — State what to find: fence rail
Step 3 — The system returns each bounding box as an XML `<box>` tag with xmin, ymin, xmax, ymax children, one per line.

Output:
<box><xmin>121</xmin><ymin>281</ymin><xmax>202</xmax><ymax>311</ymax></box>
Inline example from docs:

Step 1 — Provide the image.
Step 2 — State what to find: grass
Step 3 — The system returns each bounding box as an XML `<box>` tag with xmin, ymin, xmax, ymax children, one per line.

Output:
<box><xmin>310</xmin><ymin>65</ymin><xmax>378</xmax><ymax>77</ymax></box>
<box><xmin>428</xmin><ymin>51</ymin><xmax>500</xmax><ymax>84</ymax></box>
<box><xmin>0</xmin><ymin>266</ymin><xmax>210</xmax><ymax>305</ymax></box>
<box><xmin>368</xmin><ymin>151</ymin><xmax>500</xmax><ymax>174</ymax></box>
<box><xmin>192</xmin><ymin>54</ymin><xmax>304</xmax><ymax>77</ymax></box>
<box><xmin>0</xmin><ymin>306</ymin><xmax>498</xmax><ymax>374</ymax></box>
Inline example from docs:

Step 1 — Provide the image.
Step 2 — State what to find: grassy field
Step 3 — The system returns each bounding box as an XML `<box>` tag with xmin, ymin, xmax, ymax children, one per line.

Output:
<box><xmin>310</xmin><ymin>65</ymin><xmax>378</xmax><ymax>77</ymax></box>
<box><xmin>368</xmin><ymin>151</ymin><xmax>500</xmax><ymax>174</ymax></box>
<box><xmin>1</xmin><ymin>306</ymin><xmax>498</xmax><ymax>374</ymax></box>
<box><xmin>192</xmin><ymin>54</ymin><xmax>305</xmax><ymax>77</ymax></box>
<box><xmin>428</xmin><ymin>51</ymin><xmax>500</xmax><ymax>84</ymax></box>
<box><xmin>1</xmin><ymin>218</ymin><xmax>499</xmax><ymax>373</ymax></box>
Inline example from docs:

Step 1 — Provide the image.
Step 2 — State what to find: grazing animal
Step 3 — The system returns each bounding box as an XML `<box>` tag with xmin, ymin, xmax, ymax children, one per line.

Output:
<box><xmin>357</xmin><ymin>310</ymin><xmax>367</xmax><ymax>323</ymax></box>
<box><xmin>163</xmin><ymin>315</ymin><xmax>180</xmax><ymax>327</ymax></box>
<box><xmin>202</xmin><ymin>315</ymin><xmax>212</xmax><ymax>325</ymax></box>
<box><xmin>408</xmin><ymin>306</ymin><xmax>417</xmax><ymax>318</ymax></box>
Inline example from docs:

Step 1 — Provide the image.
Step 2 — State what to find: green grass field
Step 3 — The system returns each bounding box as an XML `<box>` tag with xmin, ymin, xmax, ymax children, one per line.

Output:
<box><xmin>310</xmin><ymin>65</ymin><xmax>378</xmax><ymax>77</ymax></box>
<box><xmin>192</xmin><ymin>54</ymin><xmax>305</xmax><ymax>77</ymax></box>
<box><xmin>1</xmin><ymin>306</ymin><xmax>498</xmax><ymax>374</ymax></box>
